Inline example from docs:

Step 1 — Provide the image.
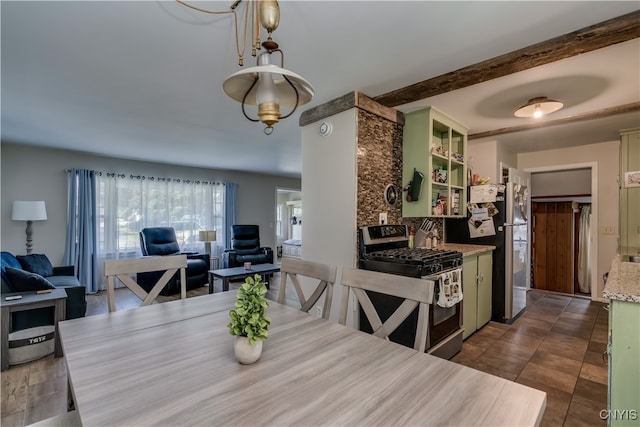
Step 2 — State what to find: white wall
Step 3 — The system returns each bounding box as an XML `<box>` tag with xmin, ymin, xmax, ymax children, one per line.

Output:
<box><xmin>1</xmin><ymin>143</ymin><xmax>300</xmax><ymax>265</ymax></box>
<box><xmin>517</xmin><ymin>140</ymin><xmax>619</xmax><ymax>301</ymax></box>
<box><xmin>468</xmin><ymin>139</ymin><xmax>517</xmax><ymax>184</ymax></box>
<box><xmin>301</xmin><ymin>110</ymin><xmax>358</xmax><ymax>323</ymax></box>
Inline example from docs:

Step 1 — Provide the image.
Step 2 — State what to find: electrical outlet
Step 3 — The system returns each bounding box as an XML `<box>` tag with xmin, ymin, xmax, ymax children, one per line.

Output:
<box><xmin>603</xmin><ymin>226</ymin><xmax>615</xmax><ymax>235</ymax></box>
<box><xmin>316</xmin><ymin>306</ymin><xmax>323</xmax><ymax>317</ymax></box>
<box><xmin>379</xmin><ymin>212</ymin><xmax>388</xmax><ymax>225</ymax></box>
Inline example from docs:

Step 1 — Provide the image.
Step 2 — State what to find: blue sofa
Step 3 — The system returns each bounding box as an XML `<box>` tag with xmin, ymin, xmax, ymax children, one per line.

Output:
<box><xmin>1</xmin><ymin>251</ymin><xmax>87</xmax><ymax>330</ymax></box>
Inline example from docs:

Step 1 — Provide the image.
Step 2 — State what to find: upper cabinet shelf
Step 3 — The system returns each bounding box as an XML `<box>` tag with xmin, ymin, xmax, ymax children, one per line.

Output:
<box><xmin>403</xmin><ymin>106</ymin><xmax>468</xmax><ymax>218</ymax></box>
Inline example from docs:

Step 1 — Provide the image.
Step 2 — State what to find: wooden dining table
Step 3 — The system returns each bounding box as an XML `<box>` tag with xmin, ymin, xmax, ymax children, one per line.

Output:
<box><xmin>59</xmin><ymin>291</ymin><xmax>546</xmax><ymax>426</ymax></box>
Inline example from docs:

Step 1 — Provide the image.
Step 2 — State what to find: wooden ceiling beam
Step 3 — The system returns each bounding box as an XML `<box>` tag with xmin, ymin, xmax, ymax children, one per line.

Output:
<box><xmin>373</xmin><ymin>10</ymin><xmax>640</xmax><ymax>108</ymax></box>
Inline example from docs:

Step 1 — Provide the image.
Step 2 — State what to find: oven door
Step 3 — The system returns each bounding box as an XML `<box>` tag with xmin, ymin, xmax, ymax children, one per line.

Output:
<box><xmin>425</xmin><ymin>269</ymin><xmax>463</xmax><ymax>348</ymax></box>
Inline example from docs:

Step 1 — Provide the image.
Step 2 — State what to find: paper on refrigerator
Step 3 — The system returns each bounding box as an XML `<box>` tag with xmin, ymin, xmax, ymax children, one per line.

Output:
<box><xmin>468</xmin><ymin>207</ymin><xmax>496</xmax><ymax>238</ymax></box>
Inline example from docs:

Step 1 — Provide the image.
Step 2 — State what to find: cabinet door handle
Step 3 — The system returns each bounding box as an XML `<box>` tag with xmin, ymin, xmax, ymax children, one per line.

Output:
<box><xmin>479</xmin><ymin>274</ymin><xmax>484</xmax><ymax>284</ymax></box>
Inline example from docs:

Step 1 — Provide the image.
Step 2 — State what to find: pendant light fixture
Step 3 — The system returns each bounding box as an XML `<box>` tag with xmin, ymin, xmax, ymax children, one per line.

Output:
<box><xmin>514</xmin><ymin>96</ymin><xmax>563</xmax><ymax>118</ymax></box>
<box><xmin>177</xmin><ymin>0</ymin><xmax>314</xmax><ymax>135</ymax></box>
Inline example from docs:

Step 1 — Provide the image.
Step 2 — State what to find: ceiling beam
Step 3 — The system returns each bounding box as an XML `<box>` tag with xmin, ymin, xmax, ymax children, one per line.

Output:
<box><xmin>468</xmin><ymin>102</ymin><xmax>640</xmax><ymax>140</ymax></box>
<box><xmin>373</xmin><ymin>10</ymin><xmax>640</xmax><ymax>108</ymax></box>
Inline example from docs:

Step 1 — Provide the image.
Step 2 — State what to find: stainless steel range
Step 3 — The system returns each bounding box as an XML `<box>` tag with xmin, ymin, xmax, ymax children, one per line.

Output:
<box><xmin>358</xmin><ymin>224</ymin><xmax>464</xmax><ymax>359</ymax></box>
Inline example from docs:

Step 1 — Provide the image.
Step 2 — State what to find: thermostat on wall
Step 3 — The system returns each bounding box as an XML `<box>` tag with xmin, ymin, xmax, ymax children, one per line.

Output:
<box><xmin>319</xmin><ymin>122</ymin><xmax>333</xmax><ymax>137</ymax></box>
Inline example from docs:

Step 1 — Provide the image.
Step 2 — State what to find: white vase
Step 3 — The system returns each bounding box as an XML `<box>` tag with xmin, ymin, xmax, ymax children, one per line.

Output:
<box><xmin>234</xmin><ymin>336</ymin><xmax>263</xmax><ymax>364</ymax></box>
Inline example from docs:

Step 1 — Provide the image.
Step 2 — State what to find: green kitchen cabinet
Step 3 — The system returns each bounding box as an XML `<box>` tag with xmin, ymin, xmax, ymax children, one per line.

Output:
<box><xmin>619</xmin><ymin>128</ymin><xmax>640</xmax><ymax>249</ymax></box>
<box><xmin>403</xmin><ymin>106</ymin><xmax>468</xmax><ymax>218</ymax></box>
<box><xmin>608</xmin><ymin>299</ymin><xmax>640</xmax><ymax>427</ymax></box>
<box><xmin>462</xmin><ymin>251</ymin><xmax>493</xmax><ymax>339</ymax></box>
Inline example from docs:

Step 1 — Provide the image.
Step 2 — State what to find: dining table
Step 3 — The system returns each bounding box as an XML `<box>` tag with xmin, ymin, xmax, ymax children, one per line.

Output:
<box><xmin>59</xmin><ymin>291</ymin><xmax>546</xmax><ymax>426</ymax></box>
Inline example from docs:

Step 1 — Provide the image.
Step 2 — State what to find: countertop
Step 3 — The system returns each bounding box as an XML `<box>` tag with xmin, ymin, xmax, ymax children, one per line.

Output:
<box><xmin>603</xmin><ymin>250</ymin><xmax>640</xmax><ymax>303</ymax></box>
<box><xmin>438</xmin><ymin>243</ymin><xmax>496</xmax><ymax>257</ymax></box>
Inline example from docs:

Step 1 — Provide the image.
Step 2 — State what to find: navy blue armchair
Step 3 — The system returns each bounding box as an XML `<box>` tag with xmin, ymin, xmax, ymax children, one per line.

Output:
<box><xmin>138</xmin><ymin>227</ymin><xmax>209</xmax><ymax>295</ymax></box>
<box><xmin>223</xmin><ymin>225</ymin><xmax>273</xmax><ymax>268</ymax></box>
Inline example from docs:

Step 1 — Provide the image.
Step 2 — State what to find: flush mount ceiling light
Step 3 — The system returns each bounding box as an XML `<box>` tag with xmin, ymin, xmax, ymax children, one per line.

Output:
<box><xmin>177</xmin><ymin>0</ymin><xmax>314</xmax><ymax>135</ymax></box>
<box><xmin>514</xmin><ymin>96</ymin><xmax>564</xmax><ymax>118</ymax></box>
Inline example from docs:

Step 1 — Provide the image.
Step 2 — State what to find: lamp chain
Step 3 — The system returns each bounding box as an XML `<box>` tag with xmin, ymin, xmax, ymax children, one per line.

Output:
<box><xmin>176</xmin><ymin>0</ymin><xmax>264</xmax><ymax>67</ymax></box>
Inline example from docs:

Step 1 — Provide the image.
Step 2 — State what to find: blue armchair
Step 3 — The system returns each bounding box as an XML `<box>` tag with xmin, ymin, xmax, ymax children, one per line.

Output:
<box><xmin>138</xmin><ymin>227</ymin><xmax>209</xmax><ymax>295</ymax></box>
<box><xmin>223</xmin><ymin>225</ymin><xmax>273</xmax><ymax>268</ymax></box>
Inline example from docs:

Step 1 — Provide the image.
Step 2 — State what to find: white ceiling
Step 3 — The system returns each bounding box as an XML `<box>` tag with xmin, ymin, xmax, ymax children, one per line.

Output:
<box><xmin>2</xmin><ymin>1</ymin><xmax>639</xmax><ymax>178</ymax></box>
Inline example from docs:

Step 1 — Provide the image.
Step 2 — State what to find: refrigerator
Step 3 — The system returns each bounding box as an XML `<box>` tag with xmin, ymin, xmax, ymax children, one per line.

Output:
<box><xmin>445</xmin><ymin>182</ymin><xmax>530</xmax><ymax>323</ymax></box>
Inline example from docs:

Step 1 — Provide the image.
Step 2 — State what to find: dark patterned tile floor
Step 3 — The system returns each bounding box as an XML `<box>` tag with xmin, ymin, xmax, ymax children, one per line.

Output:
<box><xmin>451</xmin><ymin>289</ymin><xmax>609</xmax><ymax>427</ymax></box>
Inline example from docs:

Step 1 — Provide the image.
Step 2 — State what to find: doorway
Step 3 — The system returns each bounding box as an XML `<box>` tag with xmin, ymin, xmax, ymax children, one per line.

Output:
<box><xmin>275</xmin><ymin>188</ymin><xmax>302</xmax><ymax>264</ymax></box>
<box><xmin>526</xmin><ymin>164</ymin><xmax>598</xmax><ymax>300</ymax></box>
<box><xmin>531</xmin><ymin>200</ymin><xmax>592</xmax><ymax>296</ymax></box>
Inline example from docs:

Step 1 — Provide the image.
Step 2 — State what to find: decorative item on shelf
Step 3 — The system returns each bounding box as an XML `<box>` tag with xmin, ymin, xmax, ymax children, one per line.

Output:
<box><xmin>433</xmin><ymin>168</ymin><xmax>448</xmax><ymax>184</ymax></box>
<box><xmin>228</xmin><ymin>274</ymin><xmax>271</xmax><ymax>364</ymax></box>
<box><xmin>11</xmin><ymin>201</ymin><xmax>47</xmax><ymax>255</ymax></box>
<box><xmin>431</xmin><ymin>145</ymin><xmax>449</xmax><ymax>157</ymax></box>
<box><xmin>177</xmin><ymin>0</ymin><xmax>314</xmax><ymax>135</ymax></box>
<box><xmin>452</xmin><ymin>152</ymin><xmax>464</xmax><ymax>162</ymax></box>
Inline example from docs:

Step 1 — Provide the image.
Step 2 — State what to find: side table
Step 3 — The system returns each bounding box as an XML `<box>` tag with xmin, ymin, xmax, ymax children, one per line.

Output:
<box><xmin>1</xmin><ymin>289</ymin><xmax>67</xmax><ymax>371</ymax></box>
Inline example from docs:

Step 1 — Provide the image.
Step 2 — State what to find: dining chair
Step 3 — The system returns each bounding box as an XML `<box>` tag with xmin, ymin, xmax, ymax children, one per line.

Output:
<box><xmin>104</xmin><ymin>255</ymin><xmax>188</xmax><ymax>312</ymax></box>
<box><xmin>339</xmin><ymin>267</ymin><xmax>434</xmax><ymax>352</ymax></box>
<box><xmin>277</xmin><ymin>258</ymin><xmax>337</xmax><ymax>320</ymax></box>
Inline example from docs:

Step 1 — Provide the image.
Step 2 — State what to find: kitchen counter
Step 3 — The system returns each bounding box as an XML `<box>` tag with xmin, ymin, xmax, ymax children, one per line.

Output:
<box><xmin>439</xmin><ymin>243</ymin><xmax>496</xmax><ymax>257</ymax></box>
<box><xmin>603</xmin><ymin>251</ymin><xmax>640</xmax><ymax>303</ymax></box>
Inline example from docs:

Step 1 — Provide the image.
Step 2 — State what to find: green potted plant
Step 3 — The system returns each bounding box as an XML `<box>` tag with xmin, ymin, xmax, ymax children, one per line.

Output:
<box><xmin>228</xmin><ymin>274</ymin><xmax>271</xmax><ymax>364</ymax></box>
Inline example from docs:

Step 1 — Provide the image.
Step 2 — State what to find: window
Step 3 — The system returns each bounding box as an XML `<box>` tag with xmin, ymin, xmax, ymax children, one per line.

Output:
<box><xmin>95</xmin><ymin>174</ymin><xmax>224</xmax><ymax>289</ymax></box>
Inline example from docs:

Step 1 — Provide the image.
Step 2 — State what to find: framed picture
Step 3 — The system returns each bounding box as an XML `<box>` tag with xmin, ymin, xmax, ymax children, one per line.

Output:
<box><xmin>384</xmin><ymin>184</ymin><xmax>398</xmax><ymax>206</ymax></box>
<box><xmin>624</xmin><ymin>171</ymin><xmax>640</xmax><ymax>188</ymax></box>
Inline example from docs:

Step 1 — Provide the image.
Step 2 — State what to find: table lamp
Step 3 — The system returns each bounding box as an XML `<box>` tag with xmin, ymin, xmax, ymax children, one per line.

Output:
<box><xmin>12</xmin><ymin>201</ymin><xmax>48</xmax><ymax>254</ymax></box>
<box><xmin>198</xmin><ymin>230</ymin><xmax>217</xmax><ymax>269</ymax></box>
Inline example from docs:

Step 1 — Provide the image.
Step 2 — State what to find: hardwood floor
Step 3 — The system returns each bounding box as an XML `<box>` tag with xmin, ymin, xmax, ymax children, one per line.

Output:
<box><xmin>1</xmin><ymin>277</ymin><xmax>608</xmax><ymax>426</ymax></box>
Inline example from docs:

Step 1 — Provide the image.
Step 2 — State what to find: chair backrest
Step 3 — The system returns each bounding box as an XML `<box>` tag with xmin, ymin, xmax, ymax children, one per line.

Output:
<box><xmin>339</xmin><ymin>267</ymin><xmax>434</xmax><ymax>352</ymax></box>
<box><xmin>104</xmin><ymin>255</ymin><xmax>187</xmax><ymax>312</ymax></box>
<box><xmin>230</xmin><ymin>225</ymin><xmax>262</xmax><ymax>255</ymax></box>
<box><xmin>140</xmin><ymin>227</ymin><xmax>180</xmax><ymax>256</ymax></box>
<box><xmin>277</xmin><ymin>258</ymin><xmax>337</xmax><ymax>320</ymax></box>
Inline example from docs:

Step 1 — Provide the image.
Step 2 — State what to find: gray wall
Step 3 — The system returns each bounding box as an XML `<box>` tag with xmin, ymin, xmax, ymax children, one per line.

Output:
<box><xmin>1</xmin><ymin>143</ymin><xmax>300</xmax><ymax>266</ymax></box>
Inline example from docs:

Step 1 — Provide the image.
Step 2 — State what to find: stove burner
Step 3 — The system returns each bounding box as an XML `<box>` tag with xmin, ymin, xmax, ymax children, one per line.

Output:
<box><xmin>368</xmin><ymin>248</ymin><xmax>460</xmax><ymax>264</ymax></box>
<box><xmin>359</xmin><ymin>225</ymin><xmax>463</xmax><ymax>277</ymax></box>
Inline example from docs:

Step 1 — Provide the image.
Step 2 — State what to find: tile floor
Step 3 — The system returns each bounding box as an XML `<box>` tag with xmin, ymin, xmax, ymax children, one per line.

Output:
<box><xmin>452</xmin><ymin>290</ymin><xmax>609</xmax><ymax>427</ymax></box>
<box><xmin>1</xmin><ymin>281</ymin><xmax>609</xmax><ymax>426</ymax></box>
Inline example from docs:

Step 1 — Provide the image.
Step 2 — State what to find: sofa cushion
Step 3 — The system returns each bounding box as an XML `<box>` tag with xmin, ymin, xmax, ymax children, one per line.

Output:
<box><xmin>1</xmin><ymin>251</ymin><xmax>22</xmax><ymax>285</ymax></box>
<box><xmin>17</xmin><ymin>254</ymin><xmax>54</xmax><ymax>277</ymax></box>
<box><xmin>4</xmin><ymin>267</ymin><xmax>56</xmax><ymax>292</ymax></box>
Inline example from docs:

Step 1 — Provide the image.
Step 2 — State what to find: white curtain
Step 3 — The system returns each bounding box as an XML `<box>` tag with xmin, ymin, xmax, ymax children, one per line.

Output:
<box><xmin>96</xmin><ymin>174</ymin><xmax>225</xmax><ymax>290</ymax></box>
<box><xmin>577</xmin><ymin>205</ymin><xmax>591</xmax><ymax>294</ymax></box>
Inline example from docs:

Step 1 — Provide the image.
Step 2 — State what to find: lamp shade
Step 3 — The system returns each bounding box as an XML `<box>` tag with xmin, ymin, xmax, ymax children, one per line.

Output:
<box><xmin>12</xmin><ymin>201</ymin><xmax>47</xmax><ymax>221</ymax></box>
<box><xmin>514</xmin><ymin>97</ymin><xmax>563</xmax><ymax>118</ymax></box>
<box><xmin>223</xmin><ymin>63</ymin><xmax>314</xmax><ymax>108</ymax></box>
<box><xmin>198</xmin><ymin>230</ymin><xmax>217</xmax><ymax>242</ymax></box>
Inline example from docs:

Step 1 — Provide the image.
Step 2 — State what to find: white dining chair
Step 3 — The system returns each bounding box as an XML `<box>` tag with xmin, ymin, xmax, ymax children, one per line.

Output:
<box><xmin>277</xmin><ymin>258</ymin><xmax>337</xmax><ymax>320</ymax></box>
<box><xmin>339</xmin><ymin>267</ymin><xmax>434</xmax><ymax>352</ymax></box>
<box><xmin>104</xmin><ymin>255</ymin><xmax>188</xmax><ymax>312</ymax></box>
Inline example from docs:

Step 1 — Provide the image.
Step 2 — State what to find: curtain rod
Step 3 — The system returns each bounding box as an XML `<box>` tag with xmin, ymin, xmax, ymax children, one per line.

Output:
<box><xmin>64</xmin><ymin>169</ymin><xmax>225</xmax><ymax>186</ymax></box>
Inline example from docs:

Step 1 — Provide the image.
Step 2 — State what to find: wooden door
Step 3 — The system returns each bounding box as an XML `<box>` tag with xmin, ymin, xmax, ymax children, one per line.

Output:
<box><xmin>531</xmin><ymin>201</ymin><xmax>574</xmax><ymax>294</ymax></box>
<box><xmin>532</xmin><ymin>202</ymin><xmax>547</xmax><ymax>290</ymax></box>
